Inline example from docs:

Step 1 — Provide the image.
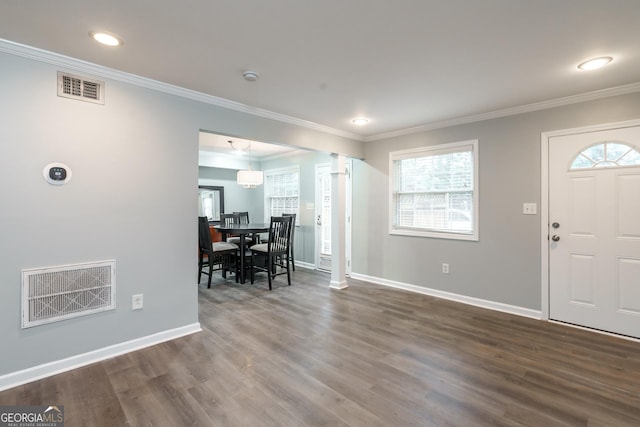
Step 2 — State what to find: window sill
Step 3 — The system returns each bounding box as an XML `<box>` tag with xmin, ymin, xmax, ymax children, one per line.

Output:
<box><xmin>389</xmin><ymin>227</ymin><xmax>478</xmax><ymax>241</ymax></box>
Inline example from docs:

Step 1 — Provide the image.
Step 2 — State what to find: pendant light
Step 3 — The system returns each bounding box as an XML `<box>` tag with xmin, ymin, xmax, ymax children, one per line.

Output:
<box><xmin>234</xmin><ymin>141</ymin><xmax>263</xmax><ymax>188</ymax></box>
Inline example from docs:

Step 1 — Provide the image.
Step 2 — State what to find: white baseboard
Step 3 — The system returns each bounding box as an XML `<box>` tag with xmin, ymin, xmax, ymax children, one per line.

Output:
<box><xmin>330</xmin><ymin>280</ymin><xmax>349</xmax><ymax>290</ymax></box>
<box><xmin>350</xmin><ymin>273</ymin><xmax>541</xmax><ymax>320</ymax></box>
<box><xmin>0</xmin><ymin>323</ymin><xmax>202</xmax><ymax>392</ymax></box>
<box><xmin>294</xmin><ymin>262</ymin><xmax>348</xmax><ymax>288</ymax></box>
<box><xmin>294</xmin><ymin>260</ymin><xmax>316</xmax><ymax>270</ymax></box>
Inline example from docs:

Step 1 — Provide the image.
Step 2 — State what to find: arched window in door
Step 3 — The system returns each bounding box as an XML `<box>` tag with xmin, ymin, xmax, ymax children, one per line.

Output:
<box><xmin>570</xmin><ymin>141</ymin><xmax>640</xmax><ymax>170</ymax></box>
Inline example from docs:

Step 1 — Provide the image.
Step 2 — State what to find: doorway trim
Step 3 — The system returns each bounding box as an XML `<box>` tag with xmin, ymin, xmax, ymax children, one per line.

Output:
<box><xmin>540</xmin><ymin>118</ymin><xmax>640</xmax><ymax>321</ymax></box>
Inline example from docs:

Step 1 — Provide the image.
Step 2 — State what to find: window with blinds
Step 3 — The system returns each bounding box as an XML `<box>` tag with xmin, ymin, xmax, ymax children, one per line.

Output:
<box><xmin>389</xmin><ymin>140</ymin><xmax>479</xmax><ymax>240</ymax></box>
<box><xmin>264</xmin><ymin>167</ymin><xmax>300</xmax><ymax>222</ymax></box>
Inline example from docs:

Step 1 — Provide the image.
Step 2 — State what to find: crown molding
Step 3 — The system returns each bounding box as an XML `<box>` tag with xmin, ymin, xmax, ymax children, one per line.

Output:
<box><xmin>3</xmin><ymin>39</ymin><xmax>639</xmax><ymax>144</ymax></box>
<box><xmin>364</xmin><ymin>81</ymin><xmax>640</xmax><ymax>142</ymax></box>
<box><xmin>0</xmin><ymin>38</ymin><xmax>363</xmax><ymax>141</ymax></box>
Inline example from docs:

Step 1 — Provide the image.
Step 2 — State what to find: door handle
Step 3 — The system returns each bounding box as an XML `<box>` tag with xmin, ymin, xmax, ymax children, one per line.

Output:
<box><xmin>317</xmin><ymin>215</ymin><xmax>322</xmax><ymax>226</ymax></box>
<box><xmin>552</xmin><ymin>235</ymin><xmax>560</xmax><ymax>242</ymax></box>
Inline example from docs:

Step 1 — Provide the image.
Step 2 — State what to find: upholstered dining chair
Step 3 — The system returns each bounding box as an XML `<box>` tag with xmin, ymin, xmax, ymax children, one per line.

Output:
<box><xmin>226</xmin><ymin>212</ymin><xmax>256</xmax><ymax>246</ymax></box>
<box><xmin>249</xmin><ymin>215</ymin><xmax>293</xmax><ymax>290</ymax></box>
<box><xmin>233</xmin><ymin>211</ymin><xmax>250</xmax><ymax>224</ymax></box>
<box><xmin>220</xmin><ymin>212</ymin><xmax>240</xmax><ymax>243</ymax></box>
<box><xmin>220</xmin><ymin>213</ymin><xmax>237</xmax><ymax>228</ymax></box>
<box><xmin>282</xmin><ymin>213</ymin><xmax>296</xmax><ymax>271</ymax></box>
<box><xmin>198</xmin><ymin>216</ymin><xmax>238</xmax><ymax>288</ymax></box>
<box><xmin>231</xmin><ymin>211</ymin><xmax>256</xmax><ymax>245</ymax></box>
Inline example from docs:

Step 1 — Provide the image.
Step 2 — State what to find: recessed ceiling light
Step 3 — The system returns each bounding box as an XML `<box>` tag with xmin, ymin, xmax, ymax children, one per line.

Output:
<box><xmin>89</xmin><ymin>31</ymin><xmax>123</xmax><ymax>47</ymax></box>
<box><xmin>352</xmin><ymin>118</ymin><xmax>369</xmax><ymax>126</ymax></box>
<box><xmin>577</xmin><ymin>56</ymin><xmax>612</xmax><ymax>71</ymax></box>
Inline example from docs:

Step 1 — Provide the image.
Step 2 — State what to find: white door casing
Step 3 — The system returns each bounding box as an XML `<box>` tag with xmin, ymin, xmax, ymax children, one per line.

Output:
<box><xmin>547</xmin><ymin>124</ymin><xmax>640</xmax><ymax>338</ymax></box>
<box><xmin>345</xmin><ymin>160</ymin><xmax>352</xmax><ymax>276</ymax></box>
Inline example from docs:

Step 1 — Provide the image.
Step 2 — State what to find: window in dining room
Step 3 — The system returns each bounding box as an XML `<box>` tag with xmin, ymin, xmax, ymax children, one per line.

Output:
<box><xmin>389</xmin><ymin>139</ymin><xmax>478</xmax><ymax>241</ymax></box>
<box><xmin>264</xmin><ymin>166</ymin><xmax>300</xmax><ymax>222</ymax></box>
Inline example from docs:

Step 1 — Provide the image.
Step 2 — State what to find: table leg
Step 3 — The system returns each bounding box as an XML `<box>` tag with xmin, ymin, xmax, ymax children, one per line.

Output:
<box><xmin>221</xmin><ymin>231</ymin><xmax>228</xmax><ymax>279</ymax></box>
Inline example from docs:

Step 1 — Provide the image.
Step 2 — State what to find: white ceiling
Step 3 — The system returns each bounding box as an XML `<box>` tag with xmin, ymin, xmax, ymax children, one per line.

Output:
<box><xmin>1</xmin><ymin>1</ymin><xmax>639</xmax><ymax>139</ymax></box>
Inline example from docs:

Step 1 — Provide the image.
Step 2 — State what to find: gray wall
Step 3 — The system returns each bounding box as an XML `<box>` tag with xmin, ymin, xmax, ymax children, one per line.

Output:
<box><xmin>0</xmin><ymin>55</ymin><xmax>199</xmax><ymax>375</ymax></box>
<box><xmin>198</xmin><ymin>166</ymin><xmax>265</xmax><ymax>222</ymax></box>
<box><xmin>353</xmin><ymin>92</ymin><xmax>640</xmax><ymax>310</ymax></box>
<box><xmin>0</xmin><ymin>49</ymin><xmax>362</xmax><ymax>376</ymax></box>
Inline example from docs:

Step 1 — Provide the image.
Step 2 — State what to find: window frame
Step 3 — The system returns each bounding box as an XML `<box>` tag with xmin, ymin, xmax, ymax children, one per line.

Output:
<box><xmin>263</xmin><ymin>166</ymin><xmax>300</xmax><ymax>224</ymax></box>
<box><xmin>569</xmin><ymin>141</ymin><xmax>640</xmax><ymax>170</ymax></box>
<box><xmin>389</xmin><ymin>139</ymin><xmax>479</xmax><ymax>241</ymax></box>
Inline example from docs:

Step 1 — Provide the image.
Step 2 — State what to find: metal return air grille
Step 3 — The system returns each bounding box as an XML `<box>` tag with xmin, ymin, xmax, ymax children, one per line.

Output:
<box><xmin>22</xmin><ymin>261</ymin><xmax>116</xmax><ymax>328</ymax></box>
<box><xmin>57</xmin><ymin>72</ymin><xmax>104</xmax><ymax>104</ymax></box>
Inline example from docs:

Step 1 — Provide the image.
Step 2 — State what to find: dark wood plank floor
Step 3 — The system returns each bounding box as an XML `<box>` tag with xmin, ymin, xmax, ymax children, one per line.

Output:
<box><xmin>2</xmin><ymin>269</ymin><xmax>640</xmax><ymax>426</ymax></box>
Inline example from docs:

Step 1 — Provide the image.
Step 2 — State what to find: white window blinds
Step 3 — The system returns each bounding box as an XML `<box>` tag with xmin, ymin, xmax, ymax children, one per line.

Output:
<box><xmin>390</xmin><ymin>140</ymin><xmax>478</xmax><ymax>240</ymax></box>
<box><xmin>265</xmin><ymin>167</ymin><xmax>300</xmax><ymax>221</ymax></box>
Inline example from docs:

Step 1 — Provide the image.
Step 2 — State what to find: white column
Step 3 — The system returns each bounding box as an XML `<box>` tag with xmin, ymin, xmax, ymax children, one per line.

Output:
<box><xmin>330</xmin><ymin>153</ymin><xmax>348</xmax><ymax>289</ymax></box>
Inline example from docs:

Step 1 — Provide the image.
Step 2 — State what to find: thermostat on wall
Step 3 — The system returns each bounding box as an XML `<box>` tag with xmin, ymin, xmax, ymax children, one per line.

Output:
<box><xmin>43</xmin><ymin>163</ymin><xmax>72</xmax><ymax>185</ymax></box>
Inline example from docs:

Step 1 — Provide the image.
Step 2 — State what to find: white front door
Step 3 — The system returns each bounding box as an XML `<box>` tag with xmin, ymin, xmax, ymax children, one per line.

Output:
<box><xmin>549</xmin><ymin>125</ymin><xmax>640</xmax><ymax>338</ymax></box>
<box><xmin>315</xmin><ymin>164</ymin><xmax>332</xmax><ymax>271</ymax></box>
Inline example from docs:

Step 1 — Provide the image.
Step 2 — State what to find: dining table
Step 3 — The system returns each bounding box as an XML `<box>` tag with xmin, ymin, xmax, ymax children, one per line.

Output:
<box><xmin>214</xmin><ymin>222</ymin><xmax>269</xmax><ymax>284</ymax></box>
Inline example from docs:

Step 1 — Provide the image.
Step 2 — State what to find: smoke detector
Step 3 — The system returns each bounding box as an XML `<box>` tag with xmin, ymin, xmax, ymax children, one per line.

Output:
<box><xmin>243</xmin><ymin>70</ymin><xmax>259</xmax><ymax>82</ymax></box>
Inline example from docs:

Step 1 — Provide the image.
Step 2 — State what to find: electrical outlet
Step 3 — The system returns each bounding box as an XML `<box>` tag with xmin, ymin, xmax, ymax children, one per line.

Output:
<box><xmin>442</xmin><ymin>263</ymin><xmax>449</xmax><ymax>274</ymax></box>
<box><xmin>132</xmin><ymin>294</ymin><xmax>143</xmax><ymax>310</ymax></box>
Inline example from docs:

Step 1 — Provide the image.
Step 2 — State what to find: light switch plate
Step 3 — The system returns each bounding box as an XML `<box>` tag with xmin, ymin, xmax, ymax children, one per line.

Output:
<box><xmin>523</xmin><ymin>203</ymin><xmax>537</xmax><ymax>215</ymax></box>
<box><xmin>132</xmin><ymin>294</ymin><xmax>143</xmax><ymax>310</ymax></box>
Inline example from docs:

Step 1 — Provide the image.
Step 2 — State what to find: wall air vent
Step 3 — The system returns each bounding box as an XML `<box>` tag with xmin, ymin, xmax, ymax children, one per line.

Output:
<box><xmin>57</xmin><ymin>72</ymin><xmax>104</xmax><ymax>104</ymax></box>
<box><xmin>22</xmin><ymin>260</ymin><xmax>116</xmax><ymax>328</ymax></box>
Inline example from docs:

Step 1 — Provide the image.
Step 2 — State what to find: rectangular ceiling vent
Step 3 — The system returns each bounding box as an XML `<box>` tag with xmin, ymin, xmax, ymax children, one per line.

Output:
<box><xmin>22</xmin><ymin>260</ymin><xmax>116</xmax><ymax>328</ymax></box>
<box><xmin>57</xmin><ymin>71</ymin><xmax>105</xmax><ymax>104</ymax></box>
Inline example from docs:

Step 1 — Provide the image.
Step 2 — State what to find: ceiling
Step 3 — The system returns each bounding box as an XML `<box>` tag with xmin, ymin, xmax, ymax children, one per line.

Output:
<box><xmin>1</xmin><ymin>1</ymin><xmax>639</xmax><ymax>139</ymax></box>
<box><xmin>199</xmin><ymin>132</ymin><xmax>300</xmax><ymax>159</ymax></box>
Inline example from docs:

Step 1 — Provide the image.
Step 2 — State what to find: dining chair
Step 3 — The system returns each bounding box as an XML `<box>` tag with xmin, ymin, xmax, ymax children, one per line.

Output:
<box><xmin>227</xmin><ymin>212</ymin><xmax>256</xmax><ymax>246</ymax></box>
<box><xmin>220</xmin><ymin>213</ymin><xmax>237</xmax><ymax>228</ymax></box>
<box><xmin>231</xmin><ymin>211</ymin><xmax>256</xmax><ymax>245</ymax></box>
<box><xmin>249</xmin><ymin>215</ymin><xmax>293</xmax><ymax>290</ymax></box>
<box><xmin>233</xmin><ymin>211</ymin><xmax>250</xmax><ymax>224</ymax></box>
<box><xmin>282</xmin><ymin>213</ymin><xmax>296</xmax><ymax>271</ymax></box>
<box><xmin>198</xmin><ymin>216</ymin><xmax>238</xmax><ymax>288</ymax></box>
<box><xmin>220</xmin><ymin>212</ymin><xmax>240</xmax><ymax>243</ymax></box>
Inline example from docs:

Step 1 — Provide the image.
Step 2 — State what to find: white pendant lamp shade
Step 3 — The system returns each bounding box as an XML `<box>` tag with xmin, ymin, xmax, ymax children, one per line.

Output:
<box><xmin>232</xmin><ymin>140</ymin><xmax>263</xmax><ymax>188</ymax></box>
<box><xmin>237</xmin><ymin>169</ymin><xmax>263</xmax><ymax>188</ymax></box>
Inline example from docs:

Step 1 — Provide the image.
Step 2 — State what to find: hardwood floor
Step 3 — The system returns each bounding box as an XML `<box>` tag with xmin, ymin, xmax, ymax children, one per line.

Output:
<box><xmin>2</xmin><ymin>269</ymin><xmax>640</xmax><ymax>426</ymax></box>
